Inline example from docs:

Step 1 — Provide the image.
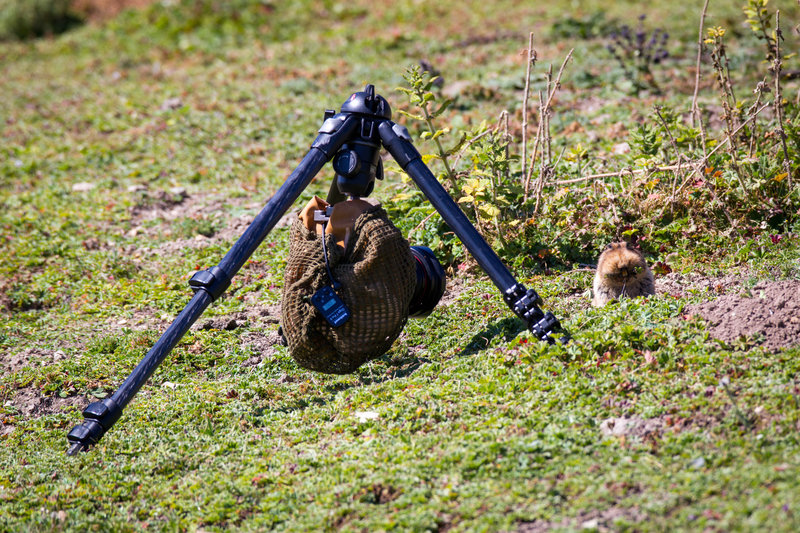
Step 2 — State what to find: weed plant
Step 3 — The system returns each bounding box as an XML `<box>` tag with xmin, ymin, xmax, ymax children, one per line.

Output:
<box><xmin>605</xmin><ymin>15</ymin><xmax>670</xmax><ymax>94</ymax></box>
<box><xmin>389</xmin><ymin>1</ymin><xmax>799</xmax><ymax>271</ymax></box>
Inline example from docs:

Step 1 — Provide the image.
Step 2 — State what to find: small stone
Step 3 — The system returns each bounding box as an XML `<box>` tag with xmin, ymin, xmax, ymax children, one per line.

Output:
<box><xmin>355</xmin><ymin>411</ymin><xmax>380</xmax><ymax>421</ymax></box>
<box><xmin>689</xmin><ymin>456</ymin><xmax>706</xmax><ymax>469</ymax></box>
<box><xmin>162</xmin><ymin>382</ymin><xmax>178</xmax><ymax>390</ymax></box>
<box><xmin>72</xmin><ymin>182</ymin><xmax>95</xmax><ymax>192</ymax></box>
<box><xmin>161</xmin><ymin>97</ymin><xmax>183</xmax><ymax>111</ymax></box>
<box><xmin>169</xmin><ymin>186</ymin><xmax>187</xmax><ymax>197</ymax></box>
<box><xmin>612</xmin><ymin>142</ymin><xmax>631</xmax><ymax>155</ymax></box>
<box><xmin>600</xmin><ymin>416</ymin><xmax>629</xmax><ymax>436</ymax></box>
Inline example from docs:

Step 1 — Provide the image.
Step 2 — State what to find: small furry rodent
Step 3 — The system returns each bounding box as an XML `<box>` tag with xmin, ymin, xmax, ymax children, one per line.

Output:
<box><xmin>592</xmin><ymin>242</ymin><xmax>655</xmax><ymax>306</ymax></box>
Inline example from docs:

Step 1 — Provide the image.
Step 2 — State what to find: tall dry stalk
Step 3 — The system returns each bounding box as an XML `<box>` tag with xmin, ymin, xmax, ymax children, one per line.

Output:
<box><xmin>523</xmin><ymin>49</ymin><xmax>573</xmax><ymax>207</ymax></box>
<box><xmin>521</xmin><ymin>32</ymin><xmax>536</xmax><ymax>186</ymax></box>
<box><xmin>691</xmin><ymin>0</ymin><xmax>710</xmax><ymax>155</ymax></box>
<box><xmin>772</xmin><ymin>10</ymin><xmax>793</xmax><ymax>189</ymax></box>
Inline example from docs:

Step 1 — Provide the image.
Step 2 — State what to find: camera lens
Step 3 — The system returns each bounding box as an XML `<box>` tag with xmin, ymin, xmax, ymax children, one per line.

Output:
<box><xmin>408</xmin><ymin>246</ymin><xmax>446</xmax><ymax>318</ymax></box>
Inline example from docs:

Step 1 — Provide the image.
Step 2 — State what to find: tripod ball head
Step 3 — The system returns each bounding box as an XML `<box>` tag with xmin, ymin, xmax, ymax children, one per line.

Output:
<box><xmin>340</xmin><ymin>84</ymin><xmax>391</xmax><ymax>119</ymax></box>
<box><xmin>330</xmin><ymin>85</ymin><xmax>389</xmax><ymax>199</ymax></box>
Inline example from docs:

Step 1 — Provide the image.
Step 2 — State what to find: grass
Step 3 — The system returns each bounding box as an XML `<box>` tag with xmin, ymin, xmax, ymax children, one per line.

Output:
<box><xmin>2</xmin><ymin>0</ymin><xmax>800</xmax><ymax>531</ymax></box>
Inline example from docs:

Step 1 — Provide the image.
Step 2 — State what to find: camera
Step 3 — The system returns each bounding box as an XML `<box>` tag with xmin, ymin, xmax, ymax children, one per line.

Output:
<box><xmin>408</xmin><ymin>245</ymin><xmax>446</xmax><ymax>318</ymax></box>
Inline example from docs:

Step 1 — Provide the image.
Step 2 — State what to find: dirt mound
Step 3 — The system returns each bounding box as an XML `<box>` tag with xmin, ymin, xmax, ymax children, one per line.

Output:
<box><xmin>72</xmin><ymin>0</ymin><xmax>155</xmax><ymax>22</ymax></box>
<box><xmin>685</xmin><ymin>280</ymin><xmax>800</xmax><ymax>352</ymax></box>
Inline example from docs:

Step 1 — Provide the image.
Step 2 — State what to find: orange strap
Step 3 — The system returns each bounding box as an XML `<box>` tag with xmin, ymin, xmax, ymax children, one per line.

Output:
<box><xmin>298</xmin><ymin>196</ymin><xmax>374</xmax><ymax>249</ymax></box>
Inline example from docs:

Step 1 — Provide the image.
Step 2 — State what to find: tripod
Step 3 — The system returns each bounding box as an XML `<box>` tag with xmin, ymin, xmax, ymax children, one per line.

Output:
<box><xmin>66</xmin><ymin>85</ymin><xmax>562</xmax><ymax>455</ymax></box>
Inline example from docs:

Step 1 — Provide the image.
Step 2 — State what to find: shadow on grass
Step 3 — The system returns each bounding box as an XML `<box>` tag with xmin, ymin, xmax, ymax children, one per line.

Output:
<box><xmin>247</xmin><ymin>353</ymin><xmax>434</xmax><ymax>422</ymax></box>
<box><xmin>246</xmin><ymin>317</ymin><xmax>525</xmax><ymax>422</ymax></box>
<box><xmin>459</xmin><ymin>317</ymin><xmax>526</xmax><ymax>357</ymax></box>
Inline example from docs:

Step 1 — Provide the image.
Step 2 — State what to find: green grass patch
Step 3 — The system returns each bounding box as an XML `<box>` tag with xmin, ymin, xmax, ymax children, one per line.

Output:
<box><xmin>2</xmin><ymin>0</ymin><xmax>800</xmax><ymax>531</ymax></box>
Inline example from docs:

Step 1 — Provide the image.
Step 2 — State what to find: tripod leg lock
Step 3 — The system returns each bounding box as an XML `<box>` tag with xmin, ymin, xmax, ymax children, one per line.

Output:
<box><xmin>504</xmin><ymin>283</ymin><xmax>543</xmax><ymax>317</ymax></box>
<box><xmin>377</xmin><ymin>122</ymin><xmax>419</xmax><ymax>168</ymax></box>
<box><xmin>66</xmin><ymin>397</ymin><xmax>122</xmax><ymax>455</ymax></box>
<box><xmin>504</xmin><ymin>283</ymin><xmax>560</xmax><ymax>344</ymax></box>
<box><xmin>189</xmin><ymin>265</ymin><xmax>232</xmax><ymax>301</ymax></box>
<box><xmin>530</xmin><ymin>312</ymin><xmax>561</xmax><ymax>345</ymax></box>
<box><xmin>312</xmin><ymin>114</ymin><xmax>359</xmax><ymax>158</ymax></box>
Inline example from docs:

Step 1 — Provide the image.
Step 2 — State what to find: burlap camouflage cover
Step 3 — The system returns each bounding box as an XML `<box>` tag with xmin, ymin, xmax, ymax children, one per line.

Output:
<box><xmin>280</xmin><ymin>206</ymin><xmax>416</xmax><ymax>374</ymax></box>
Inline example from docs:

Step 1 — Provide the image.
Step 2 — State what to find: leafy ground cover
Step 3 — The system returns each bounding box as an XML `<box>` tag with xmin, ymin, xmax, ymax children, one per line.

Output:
<box><xmin>2</xmin><ymin>0</ymin><xmax>800</xmax><ymax>531</ymax></box>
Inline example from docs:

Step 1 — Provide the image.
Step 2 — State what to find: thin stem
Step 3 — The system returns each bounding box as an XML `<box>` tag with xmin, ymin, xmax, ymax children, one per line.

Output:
<box><xmin>421</xmin><ymin>103</ymin><xmax>457</xmax><ymax>192</ymax></box>
<box><xmin>773</xmin><ymin>10</ymin><xmax>793</xmax><ymax>189</ymax></box>
<box><xmin>524</xmin><ymin>90</ymin><xmax>545</xmax><ymax>200</ymax></box>
<box><xmin>452</xmin><ymin>129</ymin><xmax>491</xmax><ymax>170</ymax></box>
<box><xmin>503</xmin><ymin>110</ymin><xmax>510</xmax><ymax>186</ymax></box>
<box><xmin>746</xmin><ymin>78</ymin><xmax>768</xmax><ymax>158</ymax></box>
<box><xmin>525</xmin><ymin>49</ymin><xmax>573</xmax><ymax>201</ymax></box>
<box><xmin>691</xmin><ymin>0</ymin><xmax>710</xmax><ymax>129</ymax></box>
<box><xmin>521</xmin><ymin>33</ymin><xmax>535</xmax><ymax>186</ymax></box>
<box><xmin>691</xmin><ymin>0</ymin><xmax>710</xmax><ymax>155</ymax></box>
<box><xmin>653</xmin><ymin>105</ymin><xmax>691</xmax><ymax>215</ymax></box>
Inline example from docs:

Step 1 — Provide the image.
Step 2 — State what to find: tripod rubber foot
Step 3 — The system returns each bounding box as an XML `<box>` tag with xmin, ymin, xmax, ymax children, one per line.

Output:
<box><xmin>65</xmin><ymin>398</ymin><xmax>123</xmax><ymax>456</ymax></box>
<box><xmin>66</xmin><ymin>418</ymin><xmax>104</xmax><ymax>455</ymax></box>
<box><xmin>66</xmin><ymin>441</ymin><xmax>88</xmax><ymax>456</ymax></box>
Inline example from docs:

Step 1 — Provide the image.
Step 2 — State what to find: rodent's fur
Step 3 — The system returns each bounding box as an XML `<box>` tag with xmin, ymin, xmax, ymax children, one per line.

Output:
<box><xmin>592</xmin><ymin>242</ymin><xmax>655</xmax><ymax>306</ymax></box>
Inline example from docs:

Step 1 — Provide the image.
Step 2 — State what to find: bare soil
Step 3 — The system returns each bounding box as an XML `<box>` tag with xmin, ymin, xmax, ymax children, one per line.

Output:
<box><xmin>684</xmin><ymin>279</ymin><xmax>800</xmax><ymax>353</ymax></box>
<box><xmin>72</xmin><ymin>0</ymin><xmax>156</xmax><ymax>22</ymax></box>
<box><xmin>655</xmin><ymin>270</ymin><xmax>757</xmax><ymax>299</ymax></box>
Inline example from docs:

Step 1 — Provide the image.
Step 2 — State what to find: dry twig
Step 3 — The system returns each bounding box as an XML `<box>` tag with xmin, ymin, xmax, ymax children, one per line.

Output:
<box><xmin>773</xmin><ymin>10</ymin><xmax>793</xmax><ymax>189</ymax></box>
<box><xmin>524</xmin><ymin>49</ymin><xmax>573</xmax><ymax>203</ymax></box>
<box><xmin>691</xmin><ymin>0</ymin><xmax>710</xmax><ymax>157</ymax></box>
<box><xmin>521</xmin><ymin>33</ymin><xmax>535</xmax><ymax>184</ymax></box>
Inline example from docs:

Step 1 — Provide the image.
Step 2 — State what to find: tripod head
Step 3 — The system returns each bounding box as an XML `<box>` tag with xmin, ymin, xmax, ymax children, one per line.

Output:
<box><xmin>327</xmin><ymin>85</ymin><xmax>390</xmax><ymax>200</ymax></box>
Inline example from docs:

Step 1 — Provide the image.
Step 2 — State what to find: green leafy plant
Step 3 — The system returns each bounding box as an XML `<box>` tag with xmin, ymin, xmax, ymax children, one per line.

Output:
<box><xmin>390</xmin><ymin>68</ymin><xmax>533</xmax><ymax>262</ymax></box>
<box><xmin>459</xmin><ymin>130</ymin><xmax>522</xmax><ymax>243</ymax></box>
<box><xmin>395</xmin><ymin>66</ymin><xmax>461</xmax><ymax>193</ymax></box>
<box><xmin>743</xmin><ymin>0</ymin><xmax>777</xmax><ymax>60</ymax></box>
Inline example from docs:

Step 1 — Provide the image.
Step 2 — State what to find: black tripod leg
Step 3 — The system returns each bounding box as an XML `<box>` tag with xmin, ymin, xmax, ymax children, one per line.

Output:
<box><xmin>325</xmin><ymin>178</ymin><xmax>346</xmax><ymax>205</ymax></box>
<box><xmin>66</xmin><ymin>114</ymin><xmax>360</xmax><ymax>455</ymax></box>
<box><xmin>378</xmin><ymin>121</ymin><xmax>562</xmax><ymax>343</ymax></box>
